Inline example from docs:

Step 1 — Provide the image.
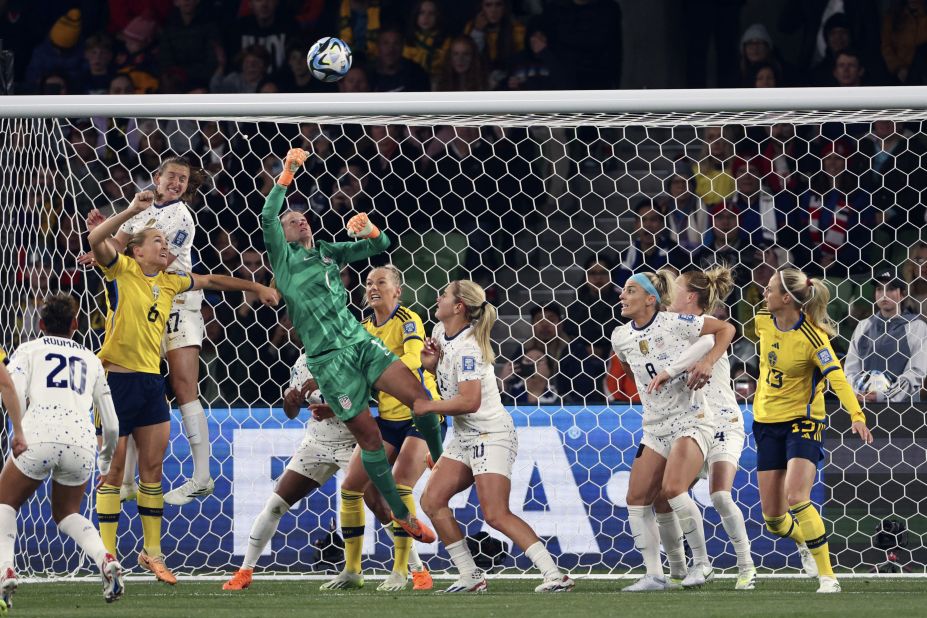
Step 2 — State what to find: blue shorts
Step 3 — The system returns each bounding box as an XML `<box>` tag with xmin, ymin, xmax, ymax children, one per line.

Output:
<box><xmin>753</xmin><ymin>419</ymin><xmax>826</xmax><ymax>471</ymax></box>
<box><xmin>377</xmin><ymin>417</ymin><xmax>447</xmax><ymax>452</ymax></box>
<box><xmin>96</xmin><ymin>372</ymin><xmax>170</xmax><ymax>437</ymax></box>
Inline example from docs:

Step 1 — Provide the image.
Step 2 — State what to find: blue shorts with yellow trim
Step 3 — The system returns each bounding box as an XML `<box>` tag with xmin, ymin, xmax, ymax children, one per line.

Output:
<box><xmin>377</xmin><ymin>416</ymin><xmax>447</xmax><ymax>452</ymax></box>
<box><xmin>96</xmin><ymin>372</ymin><xmax>170</xmax><ymax>437</ymax></box>
<box><xmin>753</xmin><ymin>419</ymin><xmax>825</xmax><ymax>471</ymax></box>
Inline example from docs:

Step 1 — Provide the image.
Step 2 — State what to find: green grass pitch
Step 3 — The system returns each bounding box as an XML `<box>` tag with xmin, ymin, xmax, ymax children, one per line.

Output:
<box><xmin>8</xmin><ymin>577</ymin><xmax>926</xmax><ymax>618</ymax></box>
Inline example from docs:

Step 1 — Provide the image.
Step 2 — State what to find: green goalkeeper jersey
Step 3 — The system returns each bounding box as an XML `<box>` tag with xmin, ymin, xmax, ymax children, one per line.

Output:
<box><xmin>261</xmin><ymin>184</ymin><xmax>390</xmax><ymax>356</ymax></box>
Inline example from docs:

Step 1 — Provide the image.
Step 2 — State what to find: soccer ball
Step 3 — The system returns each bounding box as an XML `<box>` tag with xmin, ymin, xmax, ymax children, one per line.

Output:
<box><xmin>853</xmin><ymin>370</ymin><xmax>892</xmax><ymax>395</ymax></box>
<box><xmin>307</xmin><ymin>37</ymin><xmax>352</xmax><ymax>82</ymax></box>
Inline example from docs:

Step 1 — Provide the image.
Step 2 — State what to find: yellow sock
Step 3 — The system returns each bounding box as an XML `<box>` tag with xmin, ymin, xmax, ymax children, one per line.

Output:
<box><xmin>95</xmin><ymin>484</ymin><xmax>121</xmax><ymax>556</ymax></box>
<box><xmin>763</xmin><ymin>511</ymin><xmax>806</xmax><ymax>544</ymax></box>
<box><xmin>391</xmin><ymin>484</ymin><xmax>415</xmax><ymax>576</ymax></box>
<box><xmin>340</xmin><ymin>489</ymin><xmax>365</xmax><ymax>574</ymax></box>
<box><xmin>791</xmin><ymin>500</ymin><xmax>834</xmax><ymax>577</ymax></box>
<box><xmin>137</xmin><ymin>482</ymin><xmax>164</xmax><ymax>557</ymax></box>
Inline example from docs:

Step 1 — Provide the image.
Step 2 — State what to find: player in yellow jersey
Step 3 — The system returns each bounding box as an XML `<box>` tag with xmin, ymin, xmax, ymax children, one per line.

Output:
<box><xmin>754</xmin><ymin>268</ymin><xmax>872</xmax><ymax>594</ymax></box>
<box><xmin>88</xmin><ymin>191</ymin><xmax>280</xmax><ymax>585</ymax></box>
<box><xmin>321</xmin><ymin>266</ymin><xmax>441</xmax><ymax>592</ymax></box>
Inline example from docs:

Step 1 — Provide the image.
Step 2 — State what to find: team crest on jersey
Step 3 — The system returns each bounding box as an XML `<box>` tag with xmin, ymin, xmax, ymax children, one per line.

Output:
<box><xmin>151</xmin><ymin>285</ymin><xmax>161</xmax><ymax>302</ymax></box>
<box><xmin>678</xmin><ymin>314</ymin><xmax>695</xmax><ymax>322</ymax></box>
<box><xmin>462</xmin><ymin>356</ymin><xmax>476</xmax><ymax>372</ymax></box>
<box><xmin>172</xmin><ymin>230</ymin><xmax>188</xmax><ymax>246</ymax></box>
<box><xmin>817</xmin><ymin>349</ymin><xmax>833</xmax><ymax>365</ymax></box>
<box><xmin>768</xmin><ymin>351</ymin><xmax>778</xmax><ymax>366</ymax></box>
<box><xmin>338</xmin><ymin>394</ymin><xmax>352</xmax><ymax>410</ymax></box>
<box><xmin>403</xmin><ymin>321</ymin><xmax>416</xmax><ymax>334</ymax></box>
<box><xmin>654</xmin><ymin>336</ymin><xmax>664</xmax><ymax>349</ymax></box>
<box><xmin>638</xmin><ymin>340</ymin><xmax>650</xmax><ymax>355</ymax></box>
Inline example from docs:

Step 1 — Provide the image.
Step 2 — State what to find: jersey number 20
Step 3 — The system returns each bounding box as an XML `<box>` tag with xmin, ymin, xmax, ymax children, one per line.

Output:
<box><xmin>45</xmin><ymin>353</ymin><xmax>88</xmax><ymax>395</ymax></box>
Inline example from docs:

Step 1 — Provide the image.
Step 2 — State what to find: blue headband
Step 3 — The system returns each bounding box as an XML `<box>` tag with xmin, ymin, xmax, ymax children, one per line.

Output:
<box><xmin>628</xmin><ymin>273</ymin><xmax>660</xmax><ymax>302</ymax></box>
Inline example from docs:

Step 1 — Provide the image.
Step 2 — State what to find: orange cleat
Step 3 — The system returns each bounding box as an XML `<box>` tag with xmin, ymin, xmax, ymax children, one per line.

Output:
<box><xmin>138</xmin><ymin>549</ymin><xmax>177</xmax><ymax>585</ymax></box>
<box><xmin>392</xmin><ymin>513</ymin><xmax>436</xmax><ymax>544</ymax></box>
<box><xmin>412</xmin><ymin>567</ymin><xmax>433</xmax><ymax>591</ymax></box>
<box><xmin>223</xmin><ymin>568</ymin><xmax>253</xmax><ymax>590</ymax></box>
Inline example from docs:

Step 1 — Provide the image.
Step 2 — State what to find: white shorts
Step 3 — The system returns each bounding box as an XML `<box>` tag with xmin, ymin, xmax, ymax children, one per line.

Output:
<box><xmin>285</xmin><ymin>436</ymin><xmax>355</xmax><ymax>485</ymax></box>
<box><xmin>161</xmin><ymin>307</ymin><xmax>204</xmax><ymax>354</ymax></box>
<box><xmin>641</xmin><ymin>423</ymin><xmax>714</xmax><ymax>462</ymax></box>
<box><xmin>442</xmin><ymin>429</ymin><xmax>518</xmax><ymax>478</ymax></box>
<box><xmin>699</xmin><ymin>423</ymin><xmax>745</xmax><ymax>478</ymax></box>
<box><xmin>13</xmin><ymin>442</ymin><xmax>95</xmax><ymax>486</ymax></box>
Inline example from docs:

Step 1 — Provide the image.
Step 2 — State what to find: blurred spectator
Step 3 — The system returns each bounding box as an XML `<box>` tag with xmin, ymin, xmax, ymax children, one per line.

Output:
<box><xmin>364</xmin><ymin>124</ymin><xmax>424</xmax><ymax>225</ymax></box>
<box><xmin>881</xmin><ymin>0</ymin><xmax>927</xmax><ymax>84</ymax></box>
<box><xmin>25</xmin><ymin>8</ymin><xmax>83</xmax><ymax>93</ymax></box>
<box><xmin>107</xmin><ymin>0</ymin><xmax>172</xmax><ymax>34</ymax></box>
<box><xmin>66</xmin><ymin>122</ymin><xmax>106</xmax><ymax>215</ymax></box>
<box><xmin>688</xmin><ymin>125</ymin><xmax>740</xmax><ymax>207</ymax></box>
<box><xmin>502</xmin><ymin>343</ymin><xmax>560</xmax><ymax>405</ymax></box>
<box><xmin>504</xmin><ymin>17</ymin><xmax>566</xmax><ymax>90</ymax></box>
<box><xmin>861</xmin><ymin>120</ymin><xmax>927</xmax><ymax>230</ymax></box>
<box><xmin>338</xmin><ymin>0</ymin><xmax>380</xmax><ymax>61</ymax></box>
<box><xmin>435</xmin><ymin>34</ymin><xmax>487</xmax><ymax>91</ymax></box>
<box><xmin>845</xmin><ymin>269</ymin><xmax>927</xmax><ymax>403</ymax></box>
<box><xmin>114</xmin><ymin>15</ymin><xmax>160</xmax><ymax>93</ymax></box>
<box><xmin>276</xmin><ymin>39</ymin><xmax>337</xmax><ymax>93</ymax></box>
<box><xmin>522</xmin><ymin>302</ymin><xmax>585</xmax><ymax>402</ymax></box>
<box><xmin>808</xmin><ymin>12</ymin><xmax>853</xmax><ymax>85</ymax></box>
<box><xmin>465</xmin><ymin>0</ymin><xmax>525</xmax><ymax>89</ymax></box>
<box><xmin>656</xmin><ymin>173</ymin><xmax>709</xmax><ymax>251</ymax></box>
<box><xmin>739</xmin><ymin>23</ymin><xmax>789</xmax><ymax>87</ymax></box>
<box><xmin>615</xmin><ymin>198</ymin><xmax>688</xmax><ymax>287</ymax></box>
<box><xmin>264</xmin><ymin>312</ymin><xmax>304</xmax><ymax>394</ymax></box>
<box><xmin>16</xmin><ymin>258</ymin><xmax>51</xmax><ymax>345</ymax></box>
<box><xmin>727</xmin><ymin>160</ymin><xmax>783</xmax><ymax>249</ymax></box>
<box><xmin>691</xmin><ymin>202</ymin><xmax>754</xmax><ymax>288</ymax></box>
<box><xmin>403</xmin><ymin>0</ymin><xmax>450</xmax><ymax>86</ymax></box>
<box><xmin>225</xmin><ymin>0</ymin><xmax>295</xmax><ymax>74</ymax></box>
<box><xmin>159</xmin><ymin>0</ymin><xmax>220</xmax><ymax>91</ymax></box>
<box><xmin>682</xmin><ymin>0</ymin><xmax>742</xmax><ymax>88</ymax></box>
<box><xmin>80</xmin><ymin>32</ymin><xmax>115</xmax><ymax>94</ymax></box>
<box><xmin>833</xmin><ymin>48</ymin><xmax>865</xmax><ymax>86</ymax></box>
<box><xmin>749</xmin><ymin>61</ymin><xmax>781</xmax><ymax>87</ymax></box>
<box><xmin>338</xmin><ymin>65</ymin><xmax>371</xmax><ymax>92</ymax></box>
<box><xmin>371</xmin><ymin>26</ymin><xmax>430</xmax><ymax>92</ymax></box>
<box><xmin>903</xmin><ymin>240</ymin><xmax>927</xmax><ymax>319</ymax></box>
<box><xmin>39</xmin><ymin>71</ymin><xmax>71</xmax><ymax>95</ymax></box>
<box><xmin>752</xmin><ymin>123</ymin><xmax>805</xmax><ymax>195</ymax></box>
<box><xmin>543</xmin><ymin>0</ymin><xmax>622</xmax><ymax>89</ymax></box>
<box><xmin>211</xmin><ymin>44</ymin><xmax>270</xmax><ymax>93</ymax></box>
<box><xmin>108</xmin><ymin>73</ymin><xmax>136</xmax><ymax>94</ymax></box>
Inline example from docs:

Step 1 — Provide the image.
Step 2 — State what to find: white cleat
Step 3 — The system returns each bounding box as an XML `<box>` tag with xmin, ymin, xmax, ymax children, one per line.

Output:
<box><xmin>622</xmin><ymin>575</ymin><xmax>667</xmax><ymax>592</ymax></box>
<box><xmin>120</xmin><ymin>482</ymin><xmax>138</xmax><ymax>503</ymax></box>
<box><xmin>535</xmin><ymin>574</ymin><xmax>575</xmax><ymax>592</ymax></box>
<box><xmin>0</xmin><ymin>567</ymin><xmax>18</xmax><ymax>610</ymax></box>
<box><xmin>735</xmin><ymin>566</ymin><xmax>757</xmax><ymax>591</ymax></box>
<box><xmin>101</xmin><ymin>553</ymin><xmax>125</xmax><ymax>603</ymax></box>
<box><xmin>797</xmin><ymin>543</ymin><xmax>819</xmax><ymax>578</ymax></box>
<box><xmin>164</xmin><ymin>477</ymin><xmax>215</xmax><ymax>506</ymax></box>
<box><xmin>664</xmin><ymin>576</ymin><xmax>684</xmax><ymax>590</ymax></box>
<box><xmin>320</xmin><ymin>570</ymin><xmax>364</xmax><ymax>590</ymax></box>
<box><xmin>440</xmin><ymin>572</ymin><xmax>488</xmax><ymax>593</ymax></box>
<box><xmin>681</xmin><ymin>563</ymin><xmax>714</xmax><ymax>588</ymax></box>
<box><xmin>816</xmin><ymin>576</ymin><xmax>841</xmax><ymax>593</ymax></box>
<box><xmin>377</xmin><ymin>571</ymin><xmax>408</xmax><ymax>592</ymax></box>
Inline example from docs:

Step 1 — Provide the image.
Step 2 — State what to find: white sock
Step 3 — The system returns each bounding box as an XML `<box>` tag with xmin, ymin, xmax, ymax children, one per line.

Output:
<box><xmin>243</xmin><ymin>493</ymin><xmax>290</xmax><ymax>569</ymax></box>
<box><xmin>525</xmin><ymin>541</ymin><xmax>560</xmax><ymax>580</ymax></box>
<box><xmin>0</xmin><ymin>504</ymin><xmax>16</xmax><ymax>571</ymax></box>
<box><xmin>668</xmin><ymin>493</ymin><xmax>709</xmax><ymax>566</ymax></box>
<box><xmin>180</xmin><ymin>400</ymin><xmax>211</xmax><ymax>484</ymax></box>
<box><xmin>122</xmin><ymin>436</ymin><xmax>137</xmax><ymax>487</ymax></box>
<box><xmin>446</xmin><ymin>539</ymin><xmax>479</xmax><ymax>577</ymax></box>
<box><xmin>655</xmin><ymin>511</ymin><xmax>687</xmax><ymax>578</ymax></box>
<box><xmin>627</xmin><ymin>505</ymin><xmax>663</xmax><ymax>577</ymax></box>
<box><xmin>711</xmin><ymin>491</ymin><xmax>753</xmax><ymax>569</ymax></box>
<box><xmin>58</xmin><ymin>513</ymin><xmax>108</xmax><ymax>569</ymax></box>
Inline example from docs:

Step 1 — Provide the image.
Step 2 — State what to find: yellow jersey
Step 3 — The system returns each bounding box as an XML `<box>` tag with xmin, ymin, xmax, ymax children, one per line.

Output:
<box><xmin>98</xmin><ymin>253</ymin><xmax>192</xmax><ymax>374</ymax></box>
<box><xmin>753</xmin><ymin>310</ymin><xmax>864</xmax><ymax>424</ymax></box>
<box><xmin>0</xmin><ymin>347</ymin><xmax>6</xmax><ymax>365</ymax></box>
<box><xmin>362</xmin><ymin>304</ymin><xmax>440</xmax><ymax>421</ymax></box>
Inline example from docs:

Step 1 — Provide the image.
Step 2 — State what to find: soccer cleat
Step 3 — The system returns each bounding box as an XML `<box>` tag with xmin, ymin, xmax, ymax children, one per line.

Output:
<box><xmin>1</xmin><ymin>567</ymin><xmax>18</xmax><ymax>609</ymax></box>
<box><xmin>411</xmin><ymin>567</ymin><xmax>433</xmax><ymax>591</ymax></box>
<box><xmin>797</xmin><ymin>543</ymin><xmax>819</xmax><ymax>578</ymax></box>
<box><xmin>622</xmin><ymin>575</ymin><xmax>667</xmax><ymax>592</ymax></box>
<box><xmin>164</xmin><ymin>477</ymin><xmax>215</xmax><ymax>506</ymax></box>
<box><xmin>223</xmin><ymin>568</ymin><xmax>253</xmax><ymax>590</ymax></box>
<box><xmin>535</xmin><ymin>574</ymin><xmax>575</xmax><ymax>592</ymax></box>
<box><xmin>816</xmin><ymin>576</ymin><xmax>841</xmax><ymax>594</ymax></box>
<box><xmin>320</xmin><ymin>570</ymin><xmax>364</xmax><ymax>590</ymax></box>
<box><xmin>735</xmin><ymin>566</ymin><xmax>757</xmax><ymax>591</ymax></box>
<box><xmin>681</xmin><ymin>563</ymin><xmax>714</xmax><ymax>588</ymax></box>
<box><xmin>392</xmin><ymin>514</ymin><xmax>436</xmax><ymax>544</ymax></box>
<box><xmin>138</xmin><ymin>549</ymin><xmax>177</xmax><ymax>585</ymax></box>
<box><xmin>101</xmin><ymin>553</ymin><xmax>125</xmax><ymax>603</ymax></box>
<box><xmin>440</xmin><ymin>572</ymin><xmax>488</xmax><ymax>593</ymax></box>
<box><xmin>664</xmin><ymin>576</ymin><xmax>684</xmax><ymax>590</ymax></box>
<box><xmin>377</xmin><ymin>570</ymin><xmax>409</xmax><ymax>592</ymax></box>
<box><xmin>120</xmin><ymin>482</ymin><xmax>138</xmax><ymax>503</ymax></box>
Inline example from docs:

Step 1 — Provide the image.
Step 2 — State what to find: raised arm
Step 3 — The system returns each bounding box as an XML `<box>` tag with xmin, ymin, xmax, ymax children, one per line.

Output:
<box><xmin>261</xmin><ymin>149</ymin><xmax>308</xmax><ymax>265</ymax></box>
<box><xmin>87</xmin><ymin>192</ymin><xmax>153</xmax><ymax>266</ymax></box>
<box><xmin>327</xmin><ymin>213</ymin><xmax>391</xmax><ymax>264</ymax></box>
<box><xmin>190</xmin><ymin>273</ymin><xmax>281</xmax><ymax>307</ymax></box>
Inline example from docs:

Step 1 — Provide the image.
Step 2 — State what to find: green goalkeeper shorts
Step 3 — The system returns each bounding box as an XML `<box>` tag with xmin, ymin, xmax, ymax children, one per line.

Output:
<box><xmin>305</xmin><ymin>334</ymin><xmax>398</xmax><ymax>422</ymax></box>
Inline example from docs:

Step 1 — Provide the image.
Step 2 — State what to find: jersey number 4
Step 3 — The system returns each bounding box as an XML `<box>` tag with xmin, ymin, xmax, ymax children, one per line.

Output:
<box><xmin>45</xmin><ymin>353</ymin><xmax>88</xmax><ymax>395</ymax></box>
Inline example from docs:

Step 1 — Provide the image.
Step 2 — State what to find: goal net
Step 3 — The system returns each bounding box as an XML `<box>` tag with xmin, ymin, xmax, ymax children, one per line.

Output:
<box><xmin>1</xmin><ymin>89</ymin><xmax>925</xmax><ymax>578</ymax></box>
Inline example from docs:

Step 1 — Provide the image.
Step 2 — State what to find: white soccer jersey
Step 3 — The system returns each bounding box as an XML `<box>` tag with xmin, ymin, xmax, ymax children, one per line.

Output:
<box><xmin>119</xmin><ymin>199</ymin><xmax>202</xmax><ymax>310</ymax></box>
<box><xmin>432</xmin><ymin>323</ymin><xmax>514</xmax><ymax>436</ymax></box>
<box><xmin>611</xmin><ymin>311</ymin><xmax>710</xmax><ymax>437</ymax></box>
<box><xmin>699</xmin><ymin>320</ymin><xmax>743</xmax><ymax>429</ymax></box>
<box><xmin>7</xmin><ymin>336</ymin><xmax>117</xmax><ymax>454</ymax></box>
<box><xmin>290</xmin><ymin>355</ymin><xmax>354</xmax><ymax>444</ymax></box>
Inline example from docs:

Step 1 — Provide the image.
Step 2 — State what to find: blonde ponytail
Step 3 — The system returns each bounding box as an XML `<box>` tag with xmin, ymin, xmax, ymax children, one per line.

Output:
<box><xmin>778</xmin><ymin>268</ymin><xmax>837</xmax><ymax>336</ymax></box>
<box><xmin>452</xmin><ymin>279</ymin><xmax>496</xmax><ymax>364</ymax></box>
<box><xmin>683</xmin><ymin>263</ymin><xmax>735</xmax><ymax>312</ymax></box>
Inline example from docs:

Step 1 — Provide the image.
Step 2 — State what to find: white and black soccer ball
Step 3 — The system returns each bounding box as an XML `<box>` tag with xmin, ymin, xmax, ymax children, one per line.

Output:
<box><xmin>307</xmin><ymin>37</ymin><xmax>353</xmax><ymax>82</ymax></box>
<box><xmin>853</xmin><ymin>370</ymin><xmax>893</xmax><ymax>395</ymax></box>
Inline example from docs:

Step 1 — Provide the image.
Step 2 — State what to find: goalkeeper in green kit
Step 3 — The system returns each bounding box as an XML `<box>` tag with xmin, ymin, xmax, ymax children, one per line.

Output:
<box><xmin>261</xmin><ymin>148</ymin><xmax>442</xmax><ymax>542</ymax></box>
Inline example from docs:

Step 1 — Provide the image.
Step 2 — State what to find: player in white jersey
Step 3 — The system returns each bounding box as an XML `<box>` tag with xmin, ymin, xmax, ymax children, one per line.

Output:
<box><xmin>83</xmin><ymin>155</ymin><xmax>215</xmax><ymax>505</ymax></box>
<box><xmin>0</xmin><ymin>295</ymin><xmax>124</xmax><ymax>608</ymax></box>
<box><xmin>415</xmin><ymin>280</ymin><xmax>574</xmax><ymax>594</ymax></box>
<box><xmin>611</xmin><ymin>271</ymin><xmax>735</xmax><ymax>592</ymax></box>
<box><xmin>646</xmin><ymin>266</ymin><xmax>758</xmax><ymax>590</ymax></box>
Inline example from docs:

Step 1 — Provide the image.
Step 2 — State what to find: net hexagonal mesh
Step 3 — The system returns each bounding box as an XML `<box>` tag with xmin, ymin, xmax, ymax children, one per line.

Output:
<box><xmin>1</xmin><ymin>104</ymin><xmax>925</xmax><ymax>578</ymax></box>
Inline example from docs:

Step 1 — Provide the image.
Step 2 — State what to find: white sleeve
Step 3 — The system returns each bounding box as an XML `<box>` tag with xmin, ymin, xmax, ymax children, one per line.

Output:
<box><xmin>289</xmin><ymin>355</ymin><xmax>313</xmax><ymax>390</ymax></box>
<box><xmin>670</xmin><ymin>312</ymin><xmax>706</xmax><ymax>343</ymax></box>
<box><xmin>92</xmin><ymin>364</ymin><xmax>119</xmax><ymax>473</ymax></box>
<box><xmin>456</xmin><ymin>345</ymin><xmax>484</xmax><ymax>382</ymax></box>
<box><xmin>611</xmin><ymin>327</ymin><xmax>627</xmax><ymax>362</ymax></box>
<box><xmin>7</xmin><ymin>350</ymin><xmax>29</xmax><ymax>415</ymax></box>
<box><xmin>843</xmin><ymin>320</ymin><xmax>866</xmax><ymax>391</ymax></box>
<box><xmin>888</xmin><ymin>320</ymin><xmax>927</xmax><ymax>402</ymax></box>
<box><xmin>665</xmin><ymin>335</ymin><xmax>716</xmax><ymax>378</ymax></box>
<box><xmin>118</xmin><ymin>211</ymin><xmax>143</xmax><ymax>236</ymax></box>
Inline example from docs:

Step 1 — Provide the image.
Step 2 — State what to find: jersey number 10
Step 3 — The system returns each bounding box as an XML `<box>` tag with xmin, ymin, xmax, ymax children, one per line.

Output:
<box><xmin>45</xmin><ymin>353</ymin><xmax>88</xmax><ymax>395</ymax></box>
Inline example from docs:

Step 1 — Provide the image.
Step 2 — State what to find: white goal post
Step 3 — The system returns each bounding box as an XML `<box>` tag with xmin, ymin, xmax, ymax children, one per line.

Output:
<box><xmin>0</xmin><ymin>87</ymin><xmax>925</xmax><ymax>578</ymax></box>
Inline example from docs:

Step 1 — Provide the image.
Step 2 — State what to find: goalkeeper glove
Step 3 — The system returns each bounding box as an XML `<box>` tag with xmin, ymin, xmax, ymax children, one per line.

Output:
<box><xmin>278</xmin><ymin>148</ymin><xmax>308</xmax><ymax>186</ymax></box>
<box><xmin>346</xmin><ymin>213</ymin><xmax>380</xmax><ymax>239</ymax></box>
